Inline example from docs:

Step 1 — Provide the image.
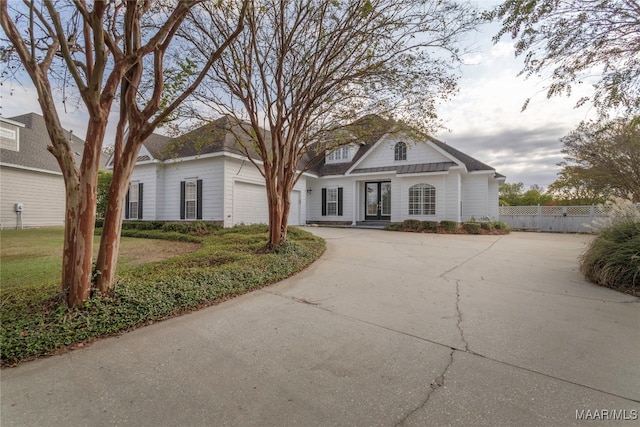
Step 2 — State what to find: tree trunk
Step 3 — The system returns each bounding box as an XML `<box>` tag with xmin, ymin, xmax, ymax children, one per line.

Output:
<box><xmin>94</xmin><ymin>136</ymin><xmax>142</xmax><ymax>295</ymax></box>
<box><xmin>280</xmin><ymin>184</ymin><xmax>291</xmax><ymax>242</ymax></box>
<box><xmin>62</xmin><ymin>182</ymin><xmax>97</xmax><ymax>307</ymax></box>
<box><xmin>93</xmin><ymin>169</ymin><xmax>128</xmax><ymax>295</ymax></box>
<box><xmin>265</xmin><ymin>174</ymin><xmax>284</xmax><ymax>247</ymax></box>
<box><xmin>59</xmin><ymin>121</ymin><xmax>105</xmax><ymax>307</ymax></box>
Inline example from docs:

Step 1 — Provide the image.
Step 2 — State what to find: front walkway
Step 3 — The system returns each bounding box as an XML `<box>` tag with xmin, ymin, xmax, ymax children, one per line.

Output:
<box><xmin>1</xmin><ymin>229</ymin><xmax>638</xmax><ymax>426</ymax></box>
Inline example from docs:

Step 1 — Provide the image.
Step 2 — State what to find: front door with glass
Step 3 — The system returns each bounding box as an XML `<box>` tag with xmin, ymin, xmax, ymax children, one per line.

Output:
<box><xmin>365</xmin><ymin>181</ymin><xmax>391</xmax><ymax>220</ymax></box>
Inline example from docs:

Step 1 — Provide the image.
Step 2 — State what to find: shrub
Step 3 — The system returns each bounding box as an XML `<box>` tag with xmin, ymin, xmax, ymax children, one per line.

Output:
<box><xmin>463</xmin><ymin>222</ymin><xmax>481</xmax><ymax>234</ymax></box>
<box><xmin>480</xmin><ymin>222</ymin><xmax>493</xmax><ymax>231</ymax></box>
<box><xmin>161</xmin><ymin>221</ymin><xmax>219</xmax><ymax>235</ymax></box>
<box><xmin>421</xmin><ymin>221</ymin><xmax>439</xmax><ymax>231</ymax></box>
<box><xmin>580</xmin><ymin>220</ymin><xmax>640</xmax><ymax>296</ymax></box>
<box><xmin>384</xmin><ymin>222</ymin><xmax>404</xmax><ymax>231</ymax></box>
<box><xmin>122</xmin><ymin>221</ymin><xmax>162</xmax><ymax>230</ymax></box>
<box><xmin>402</xmin><ymin>219</ymin><xmax>423</xmax><ymax>231</ymax></box>
<box><xmin>491</xmin><ymin>221</ymin><xmax>509</xmax><ymax>230</ymax></box>
<box><xmin>440</xmin><ymin>220</ymin><xmax>458</xmax><ymax>233</ymax></box>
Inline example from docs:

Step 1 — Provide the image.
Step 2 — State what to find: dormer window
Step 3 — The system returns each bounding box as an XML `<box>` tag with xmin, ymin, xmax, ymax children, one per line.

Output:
<box><xmin>326</xmin><ymin>145</ymin><xmax>351</xmax><ymax>163</ymax></box>
<box><xmin>0</xmin><ymin>122</ymin><xmax>20</xmax><ymax>152</ymax></box>
<box><xmin>394</xmin><ymin>141</ymin><xmax>407</xmax><ymax>161</ymax></box>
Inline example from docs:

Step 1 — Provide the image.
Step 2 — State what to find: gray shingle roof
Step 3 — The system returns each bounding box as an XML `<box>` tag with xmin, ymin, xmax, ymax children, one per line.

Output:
<box><xmin>133</xmin><ymin>114</ymin><xmax>501</xmax><ymax>179</ymax></box>
<box><xmin>1</xmin><ymin>113</ymin><xmax>107</xmax><ymax>173</ymax></box>
<box><xmin>149</xmin><ymin>116</ymin><xmax>266</xmax><ymax>161</ymax></box>
<box><xmin>308</xmin><ymin>115</ymin><xmax>498</xmax><ymax>176</ymax></box>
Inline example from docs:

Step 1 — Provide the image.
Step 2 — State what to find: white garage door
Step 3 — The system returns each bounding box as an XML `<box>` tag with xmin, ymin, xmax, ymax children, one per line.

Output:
<box><xmin>233</xmin><ymin>182</ymin><xmax>301</xmax><ymax>226</ymax></box>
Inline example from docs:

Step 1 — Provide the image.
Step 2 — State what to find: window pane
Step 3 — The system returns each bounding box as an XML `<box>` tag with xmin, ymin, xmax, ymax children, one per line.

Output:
<box><xmin>395</xmin><ymin>142</ymin><xmax>406</xmax><ymax>161</ymax></box>
<box><xmin>408</xmin><ymin>184</ymin><xmax>435</xmax><ymax>215</ymax></box>
<box><xmin>129</xmin><ymin>201</ymin><xmax>138</xmax><ymax>219</ymax></box>
<box><xmin>326</xmin><ymin>188</ymin><xmax>338</xmax><ymax>215</ymax></box>
<box><xmin>185</xmin><ymin>181</ymin><xmax>197</xmax><ymax>200</ymax></box>
<box><xmin>186</xmin><ymin>200</ymin><xmax>196</xmax><ymax>219</ymax></box>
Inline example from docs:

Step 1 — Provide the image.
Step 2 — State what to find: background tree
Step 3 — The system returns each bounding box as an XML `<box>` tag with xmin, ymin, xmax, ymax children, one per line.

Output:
<box><xmin>184</xmin><ymin>0</ymin><xmax>479</xmax><ymax>247</ymax></box>
<box><xmin>1</xmin><ymin>1</ymin><xmax>244</xmax><ymax>306</ymax></box>
<box><xmin>548</xmin><ymin>118</ymin><xmax>640</xmax><ymax>203</ymax></box>
<box><xmin>491</xmin><ymin>0</ymin><xmax>640</xmax><ymax>115</ymax></box>
<box><xmin>96</xmin><ymin>170</ymin><xmax>112</xmax><ymax>221</ymax></box>
<box><xmin>499</xmin><ymin>182</ymin><xmax>554</xmax><ymax>205</ymax></box>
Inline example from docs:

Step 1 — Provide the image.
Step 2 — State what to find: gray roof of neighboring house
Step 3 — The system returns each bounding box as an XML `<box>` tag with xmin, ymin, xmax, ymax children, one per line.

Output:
<box><xmin>1</xmin><ymin>113</ymin><xmax>107</xmax><ymax>173</ymax></box>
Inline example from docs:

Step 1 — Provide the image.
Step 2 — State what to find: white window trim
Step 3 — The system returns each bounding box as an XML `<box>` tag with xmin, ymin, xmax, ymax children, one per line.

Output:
<box><xmin>184</xmin><ymin>179</ymin><xmax>198</xmax><ymax>220</ymax></box>
<box><xmin>408</xmin><ymin>183</ymin><xmax>436</xmax><ymax>216</ymax></box>
<box><xmin>325</xmin><ymin>145</ymin><xmax>352</xmax><ymax>164</ymax></box>
<box><xmin>129</xmin><ymin>182</ymin><xmax>139</xmax><ymax>220</ymax></box>
<box><xmin>326</xmin><ymin>187</ymin><xmax>339</xmax><ymax>216</ymax></box>
<box><xmin>394</xmin><ymin>141</ymin><xmax>407</xmax><ymax>161</ymax></box>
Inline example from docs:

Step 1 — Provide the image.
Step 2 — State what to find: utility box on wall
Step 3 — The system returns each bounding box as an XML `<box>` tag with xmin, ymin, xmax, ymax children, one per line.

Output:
<box><xmin>14</xmin><ymin>203</ymin><xmax>23</xmax><ymax>212</ymax></box>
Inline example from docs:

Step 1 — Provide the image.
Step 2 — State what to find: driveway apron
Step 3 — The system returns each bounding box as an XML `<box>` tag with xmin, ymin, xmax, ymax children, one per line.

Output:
<box><xmin>1</xmin><ymin>228</ymin><xmax>638</xmax><ymax>426</ymax></box>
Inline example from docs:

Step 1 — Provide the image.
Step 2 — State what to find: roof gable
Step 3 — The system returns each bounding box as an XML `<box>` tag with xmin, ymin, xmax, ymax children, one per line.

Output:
<box><xmin>316</xmin><ymin>119</ymin><xmax>499</xmax><ymax>177</ymax></box>
<box><xmin>351</xmin><ymin>132</ymin><xmax>453</xmax><ymax>172</ymax></box>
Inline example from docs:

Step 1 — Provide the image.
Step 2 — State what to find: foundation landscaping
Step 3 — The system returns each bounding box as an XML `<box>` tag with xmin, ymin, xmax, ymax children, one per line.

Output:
<box><xmin>384</xmin><ymin>218</ymin><xmax>510</xmax><ymax>235</ymax></box>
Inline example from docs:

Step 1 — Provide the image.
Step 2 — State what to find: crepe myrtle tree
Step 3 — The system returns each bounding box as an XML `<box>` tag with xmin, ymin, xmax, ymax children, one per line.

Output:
<box><xmin>0</xmin><ymin>0</ymin><xmax>245</xmax><ymax>306</ymax></box>
<box><xmin>491</xmin><ymin>0</ymin><xmax>640</xmax><ymax>116</ymax></box>
<box><xmin>180</xmin><ymin>0</ymin><xmax>480</xmax><ymax>247</ymax></box>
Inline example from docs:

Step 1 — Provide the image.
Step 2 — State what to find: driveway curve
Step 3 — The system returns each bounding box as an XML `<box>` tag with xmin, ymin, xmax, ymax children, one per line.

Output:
<box><xmin>2</xmin><ymin>228</ymin><xmax>639</xmax><ymax>426</ymax></box>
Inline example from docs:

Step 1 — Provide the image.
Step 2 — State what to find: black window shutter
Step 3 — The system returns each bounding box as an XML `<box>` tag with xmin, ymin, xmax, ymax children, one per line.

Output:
<box><xmin>125</xmin><ymin>188</ymin><xmax>130</xmax><ymax>219</ymax></box>
<box><xmin>180</xmin><ymin>181</ymin><xmax>186</xmax><ymax>219</ymax></box>
<box><xmin>321</xmin><ymin>188</ymin><xmax>327</xmax><ymax>216</ymax></box>
<box><xmin>138</xmin><ymin>183</ymin><xmax>143</xmax><ymax>219</ymax></box>
<box><xmin>338</xmin><ymin>187</ymin><xmax>343</xmax><ymax>216</ymax></box>
<box><xmin>196</xmin><ymin>179</ymin><xmax>203</xmax><ymax>220</ymax></box>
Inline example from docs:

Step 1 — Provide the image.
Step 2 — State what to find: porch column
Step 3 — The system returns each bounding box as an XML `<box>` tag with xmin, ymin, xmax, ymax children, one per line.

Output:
<box><xmin>352</xmin><ymin>180</ymin><xmax>357</xmax><ymax>225</ymax></box>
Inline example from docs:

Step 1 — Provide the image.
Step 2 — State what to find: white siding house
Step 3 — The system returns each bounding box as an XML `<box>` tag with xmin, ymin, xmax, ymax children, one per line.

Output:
<box><xmin>124</xmin><ymin>115</ymin><xmax>503</xmax><ymax>227</ymax></box>
<box><xmin>0</xmin><ymin>113</ymin><xmax>106</xmax><ymax>229</ymax></box>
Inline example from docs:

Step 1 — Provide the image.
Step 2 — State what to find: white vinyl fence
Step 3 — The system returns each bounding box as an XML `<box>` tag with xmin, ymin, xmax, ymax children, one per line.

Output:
<box><xmin>499</xmin><ymin>205</ymin><xmax>610</xmax><ymax>233</ymax></box>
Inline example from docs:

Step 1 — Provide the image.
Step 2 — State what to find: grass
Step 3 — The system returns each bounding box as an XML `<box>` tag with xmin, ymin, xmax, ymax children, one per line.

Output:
<box><xmin>0</xmin><ymin>224</ymin><xmax>325</xmax><ymax>366</ymax></box>
<box><xmin>0</xmin><ymin>227</ymin><xmax>200</xmax><ymax>289</ymax></box>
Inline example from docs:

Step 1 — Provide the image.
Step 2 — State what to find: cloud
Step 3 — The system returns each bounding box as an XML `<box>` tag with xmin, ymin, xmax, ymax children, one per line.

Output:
<box><xmin>436</xmin><ymin>126</ymin><xmax>567</xmax><ymax>188</ymax></box>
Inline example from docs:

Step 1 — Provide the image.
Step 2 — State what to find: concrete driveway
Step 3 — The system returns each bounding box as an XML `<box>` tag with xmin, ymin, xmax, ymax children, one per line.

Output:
<box><xmin>2</xmin><ymin>228</ymin><xmax>639</xmax><ymax>426</ymax></box>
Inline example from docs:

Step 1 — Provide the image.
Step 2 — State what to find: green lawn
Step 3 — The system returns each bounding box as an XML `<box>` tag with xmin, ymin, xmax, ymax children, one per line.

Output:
<box><xmin>1</xmin><ymin>227</ymin><xmax>65</xmax><ymax>289</ymax></box>
<box><xmin>0</xmin><ymin>224</ymin><xmax>325</xmax><ymax>367</ymax></box>
<box><xmin>0</xmin><ymin>227</ymin><xmax>199</xmax><ymax>289</ymax></box>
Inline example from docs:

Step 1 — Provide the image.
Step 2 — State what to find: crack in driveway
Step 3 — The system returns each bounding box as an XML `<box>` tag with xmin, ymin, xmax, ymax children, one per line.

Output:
<box><xmin>261</xmin><ymin>288</ymin><xmax>640</xmax><ymax>406</ymax></box>
<box><xmin>439</xmin><ymin>236</ymin><xmax>503</xmax><ymax>278</ymax></box>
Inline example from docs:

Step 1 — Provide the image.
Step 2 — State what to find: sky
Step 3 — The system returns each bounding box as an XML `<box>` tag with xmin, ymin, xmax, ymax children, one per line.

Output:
<box><xmin>1</xmin><ymin>1</ymin><xmax>600</xmax><ymax>190</ymax></box>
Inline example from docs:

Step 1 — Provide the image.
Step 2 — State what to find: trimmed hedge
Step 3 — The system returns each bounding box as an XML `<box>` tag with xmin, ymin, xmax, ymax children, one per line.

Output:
<box><xmin>440</xmin><ymin>220</ymin><xmax>459</xmax><ymax>233</ymax></box>
<box><xmin>463</xmin><ymin>222</ymin><xmax>481</xmax><ymax>234</ymax></box>
<box><xmin>422</xmin><ymin>221</ymin><xmax>439</xmax><ymax>231</ymax></box>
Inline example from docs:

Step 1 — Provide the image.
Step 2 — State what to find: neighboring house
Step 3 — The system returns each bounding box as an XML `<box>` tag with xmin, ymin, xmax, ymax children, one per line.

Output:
<box><xmin>120</xmin><ymin>115</ymin><xmax>504</xmax><ymax>227</ymax></box>
<box><xmin>0</xmin><ymin>113</ymin><xmax>106</xmax><ymax>229</ymax></box>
